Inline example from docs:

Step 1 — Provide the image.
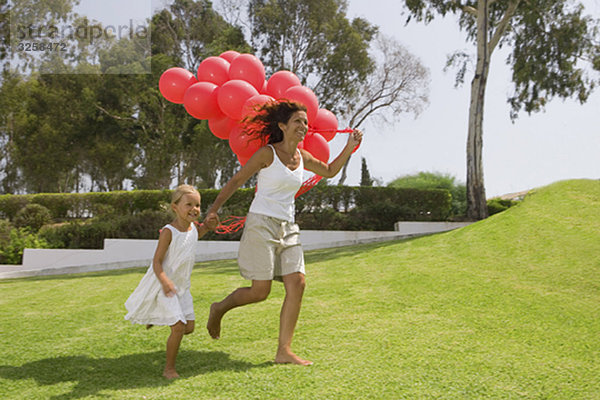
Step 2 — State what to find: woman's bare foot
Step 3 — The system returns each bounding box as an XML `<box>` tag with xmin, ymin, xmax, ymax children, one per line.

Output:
<box><xmin>162</xmin><ymin>368</ymin><xmax>179</xmax><ymax>379</ymax></box>
<box><xmin>275</xmin><ymin>349</ymin><xmax>313</xmax><ymax>366</ymax></box>
<box><xmin>206</xmin><ymin>302</ymin><xmax>222</xmax><ymax>339</ymax></box>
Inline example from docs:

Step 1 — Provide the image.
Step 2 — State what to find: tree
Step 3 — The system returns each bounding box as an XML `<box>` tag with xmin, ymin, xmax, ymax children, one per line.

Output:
<box><xmin>243</xmin><ymin>1</ymin><xmax>429</xmax><ymax>185</ymax></box>
<box><xmin>403</xmin><ymin>0</ymin><xmax>600</xmax><ymax>220</ymax></box>
<box><xmin>138</xmin><ymin>1</ymin><xmax>251</xmax><ymax>189</ymax></box>
<box><xmin>248</xmin><ymin>0</ymin><xmax>376</xmax><ymax>115</ymax></box>
<box><xmin>337</xmin><ymin>33</ymin><xmax>429</xmax><ymax>184</ymax></box>
<box><xmin>360</xmin><ymin>157</ymin><xmax>373</xmax><ymax>186</ymax></box>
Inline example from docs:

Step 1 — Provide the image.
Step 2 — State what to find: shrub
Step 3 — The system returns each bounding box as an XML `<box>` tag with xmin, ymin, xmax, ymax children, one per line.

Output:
<box><xmin>39</xmin><ymin>209</ymin><xmax>173</xmax><ymax>249</ymax></box>
<box><xmin>487</xmin><ymin>198</ymin><xmax>518</xmax><ymax>216</ymax></box>
<box><xmin>0</xmin><ymin>219</ymin><xmax>12</xmax><ymax>246</ymax></box>
<box><xmin>13</xmin><ymin>203</ymin><xmax>53</xmax><ymax>233</ymax></box>
<box><xmin>388</xmin><ymin>172</ymin><xmax>467</xmax><ymax>217</ymax></box>
<box><xmin>0</xmin><ymin>227</ymin><xmax>50</xmax><ymax>264</ymax></box>
<box><xmin>0</xmin><ymin>195</ymin><xmax>29</xmax><ymax>220</ymax></box>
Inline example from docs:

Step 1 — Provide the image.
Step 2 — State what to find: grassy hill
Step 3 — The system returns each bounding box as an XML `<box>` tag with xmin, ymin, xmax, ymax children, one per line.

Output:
<box><xmin>0</xmin><ymin>179</ymin><xmax>598</xmax><ymax>399</ymax></box>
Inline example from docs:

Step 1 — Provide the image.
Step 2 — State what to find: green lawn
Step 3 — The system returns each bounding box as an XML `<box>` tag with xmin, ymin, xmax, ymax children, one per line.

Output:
<box><xmin>1</xmin><ymin>179</ymin><xmax>598</xmax><ymax>399</ymax></box>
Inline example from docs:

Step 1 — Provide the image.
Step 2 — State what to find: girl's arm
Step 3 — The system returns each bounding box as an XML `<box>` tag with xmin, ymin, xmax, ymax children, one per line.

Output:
<box><xmin>302</xmin><ymin>129</ymin><xmax>363</xmax><ymax>178</ymax></box>
<box><xmin>204</xmin><ymin>146</ymin><xmax>273</xmax><ymax>223</ymax></box>
<box><xmin>152</xmin><ymin>228</ymin><xmax>176</xmax><ymax>297</ymax></box>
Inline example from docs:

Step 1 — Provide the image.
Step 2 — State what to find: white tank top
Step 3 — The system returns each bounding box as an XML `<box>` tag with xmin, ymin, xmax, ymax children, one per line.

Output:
<box><xmin>249</xmin><ymin>144</ymin><xmax>304</xmax><ymax>222</ymax></box>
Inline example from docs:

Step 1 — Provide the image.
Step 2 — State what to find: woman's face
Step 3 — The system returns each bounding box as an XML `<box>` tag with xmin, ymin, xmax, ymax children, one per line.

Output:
<box><xmin>279</xmin><ymin>110</ymin><xmax>308</xmax><ymax>143</ymax></box>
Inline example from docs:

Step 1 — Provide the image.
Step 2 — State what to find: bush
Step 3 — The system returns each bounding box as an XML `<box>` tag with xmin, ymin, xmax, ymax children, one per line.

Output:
<box><xmin>487</xmin><ymin>198</ymin><xmax>518</xmax><ymax>216</ymax></box>
<box><xmin>0</xmin><ymin>219</ymin><xmax>12</xmax><ymax>247</ymax></box>
<box><xmin>0</xmin><ymin>227</ymin><xmax>50</xmax><ymax>264</ymax></box>
<box><xmin>13</xmin><ymin>203</ymin><xmax>53</xmax><ymax>232</ymax></box>
<box><xmin>3</xmin><ymin>186</ymin><xmax>453</xmax><ymax>246</ymax></box>
<box><xmin>296</xmin><ymin>185</ymin><xmax>452</xmax><ymax>231</ymax></box>
<box><xmin>388</xmin><ymin>172</ymin><xmax>467</xmax><ymax>217</ymax></box>
<box><xmin>39</xmin><ymin>209</ymin><xmax>173</xmax><ymax>249</ymax></box>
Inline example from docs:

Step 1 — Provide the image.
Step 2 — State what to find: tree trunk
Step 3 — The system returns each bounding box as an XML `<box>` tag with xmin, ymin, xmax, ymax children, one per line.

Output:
<box><xmin>466</xmin><ymin>0</ymin><xmax>490</xmax><ymax>220</ymax></box>
<box><xmin>337</xmin><ymin>155</ymin><xmax>351</xmax><ymax>185</ymax></box>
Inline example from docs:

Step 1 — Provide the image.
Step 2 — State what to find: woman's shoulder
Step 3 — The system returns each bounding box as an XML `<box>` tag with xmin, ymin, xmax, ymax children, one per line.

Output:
<box><xmin>252</xmin><ymin>145</ymin><xmax>275</xmax><ymax>168</ymax></box>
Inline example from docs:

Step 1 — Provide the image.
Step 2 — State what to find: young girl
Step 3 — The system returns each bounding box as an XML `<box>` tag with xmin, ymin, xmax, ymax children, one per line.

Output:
<box><xmin>124</xmin><ymin>184</ymin><xmax>215</xmax><ymax>379</ymax></box>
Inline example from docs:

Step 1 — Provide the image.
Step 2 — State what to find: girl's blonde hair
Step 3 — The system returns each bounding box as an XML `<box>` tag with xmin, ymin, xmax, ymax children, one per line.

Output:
<box><xmin>171</xmin><ymin>184</ymin><xmax>200</xmax><ymax>205</ymax></box>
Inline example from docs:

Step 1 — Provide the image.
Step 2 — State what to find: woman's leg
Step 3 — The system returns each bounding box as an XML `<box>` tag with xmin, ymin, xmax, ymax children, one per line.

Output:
<box><xmin>275</xmin><ymin>272</ymin><xmax>312</xmax><ymax>365</ymax></box>
<box><xmin>207</xmin><ymin>279</ymin><xmax>272</xmax><ymax>339</ymax></box>
<box><xmin>164</xmin><ymin>321</ymin><xmax>186</xmax><ymax>379</ymax></box>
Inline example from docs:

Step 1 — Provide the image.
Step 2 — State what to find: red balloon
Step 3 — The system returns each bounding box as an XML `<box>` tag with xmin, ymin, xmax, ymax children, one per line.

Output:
<box><xmin>208</xmin><ymin>116</ymin><xmax>237</xmax><ymax>140</ymax></box>
<box><xmin>197</xmin><ymin>56</ymin><xmax>230</xmax><ymax>85</ymax></box>
<box><xmin>302</xmin><ymin>132</ymin><xmax>329</xmax><ymax>163</ymax></box>
<box><xmin>217</xmin><ymin>79</ymin><xmax>259</xmax><ymax>120</ymax></box>
<box><xmin>183</xmin><ymin>82</ymin><xmax>223</xmax><ymax>120</ymax></box>
<box><xmin>237</xmin><ymin>154</ymin><xmax>250</xmax><ymax>166</ymax></box>
<box><xmin>229</xmin><ymin>124</ymin><xmax>264</xmax><ymax>158</ymax></box>
<box><xmin>283</xmin><ymin>85</ymin><xmax>319</xmax><ymax>123</ymax></box>
<box><xmin>266</xmin><ymin>70</ymin><xmax>301</xmax><ymax>99</ymax></box>
<box><xmin>229</xmin><ymin>53</ymin><xmax>265</xmax><ymax>91</ymax></box>
<box><xmin>260</xmin><ymin>80</ymin><xmax>268</xmax><ymax>94</ymax></box>
<box><xmin>220</xmin><ymin>50</ymin><xmax>240</xmax><ymax>63</ymax></box>
<box><xmin>159</xmin><ymin>67</ymin><xmax>197</xmax><ymax>104</ymax></box>
<box><xmin>311</xmin><ymin>108</ymin><xmax>338</xmax><ymax>141</ymax></box>
<box><xmin>241</xmin><ymin>94</ymin><xmax>274</xmax><ymax>120</ymax></box>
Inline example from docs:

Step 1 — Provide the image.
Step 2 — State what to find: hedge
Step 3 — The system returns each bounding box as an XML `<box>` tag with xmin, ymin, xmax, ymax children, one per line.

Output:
<box><xmin>0</xmin><ymin>186</ymin><xmax>452</xmax><ymax>249</ymax></box>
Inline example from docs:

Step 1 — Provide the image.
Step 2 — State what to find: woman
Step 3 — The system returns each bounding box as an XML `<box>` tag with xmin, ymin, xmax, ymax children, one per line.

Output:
<box><xmin>204</xmin><ymin>100</ymin><xmax>362</xmax><ymax>366</ymax></box>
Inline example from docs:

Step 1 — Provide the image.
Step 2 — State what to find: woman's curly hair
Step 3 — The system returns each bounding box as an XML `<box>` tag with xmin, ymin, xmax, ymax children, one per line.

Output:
<box><xmin>242</xmin><ymin>100</ymin><xmax>307</xmax><ymax>145</ymax></box>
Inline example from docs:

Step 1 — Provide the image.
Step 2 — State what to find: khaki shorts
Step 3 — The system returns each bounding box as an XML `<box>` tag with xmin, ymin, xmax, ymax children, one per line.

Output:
<box><xmin>238</xmin><ymin>212</ymin><xmax>305</xmax><ymax>282</ymax></box>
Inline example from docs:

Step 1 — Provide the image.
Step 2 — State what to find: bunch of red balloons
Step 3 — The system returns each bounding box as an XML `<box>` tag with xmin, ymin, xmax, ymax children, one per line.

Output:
<box><xmin>158</xmin><ymin>50</ymin><xmax>340</xmax><ymax>166</ymax></box>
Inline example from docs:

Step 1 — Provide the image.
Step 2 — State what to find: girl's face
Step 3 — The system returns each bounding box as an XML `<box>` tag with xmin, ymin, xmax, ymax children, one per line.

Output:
<box><xmin>172</xmin><ymin>192</ymin><xmax>201</xmax><ymax>224</ymax></box>
<box><xmin>278</xmin><ymin>110</ymin><xmax>308</xmax><ymax>143</ymax></box>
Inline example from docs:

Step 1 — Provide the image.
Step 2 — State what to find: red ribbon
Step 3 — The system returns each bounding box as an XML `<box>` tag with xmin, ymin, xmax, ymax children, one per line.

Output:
<box><xmin>214</xmin><ymin>174</ymin><xmax>323</xmax><ymax>234</ymax></box>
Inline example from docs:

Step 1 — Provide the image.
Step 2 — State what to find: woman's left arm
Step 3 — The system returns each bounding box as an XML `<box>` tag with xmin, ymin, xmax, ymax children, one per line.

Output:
<box><xmin>302</xmin><ymin>129</ymin><xmax>363</xmax><ymax>178</ymax></box>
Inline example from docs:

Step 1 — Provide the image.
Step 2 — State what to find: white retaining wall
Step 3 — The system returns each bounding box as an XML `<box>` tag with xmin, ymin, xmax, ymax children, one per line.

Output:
<box><xmin>0</xmin><ymin>222</ymin><xmax>472</xmax><ymax>279</ymax></box>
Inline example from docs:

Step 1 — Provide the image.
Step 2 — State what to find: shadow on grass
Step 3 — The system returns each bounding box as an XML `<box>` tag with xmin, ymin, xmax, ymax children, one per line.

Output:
<box><xmin>0</xmin><ymin>350</ymin><xmax>270</xmax><ymax>399</ymax></box>
<box><xmin>304</xmin><ymin>238</ymin><xmax>411</xmax><ymax>264</ymax></box>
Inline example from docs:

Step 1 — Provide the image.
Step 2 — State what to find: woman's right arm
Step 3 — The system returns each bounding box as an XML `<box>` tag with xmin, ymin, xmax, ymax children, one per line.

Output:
<box><xmin>204</xmin><ymin>146</ymin><xmax>273</xmax><ymax>222</ymax></box>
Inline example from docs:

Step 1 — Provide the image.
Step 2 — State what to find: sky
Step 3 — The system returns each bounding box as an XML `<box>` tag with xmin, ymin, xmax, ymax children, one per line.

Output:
<box><xmin>73</xmin><ymin>0</ymin><xmax>600</xmax><ymax>197</ymax></box>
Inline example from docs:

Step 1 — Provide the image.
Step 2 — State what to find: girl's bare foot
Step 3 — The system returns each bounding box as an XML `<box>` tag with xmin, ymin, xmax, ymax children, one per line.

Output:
<box><xmin>206</xmin><ymin>302</ymin><xmax>222</xmax><ymax>339</ymax></box>
<box><xmin>162</xmin><ymin>369</ymin><xmax>179</xmax><ymax>379</ymax></box>
<box><xmin>275</xmin><ymin>349</ymin><xmax>313</xmax><ymax>366</ymax></box>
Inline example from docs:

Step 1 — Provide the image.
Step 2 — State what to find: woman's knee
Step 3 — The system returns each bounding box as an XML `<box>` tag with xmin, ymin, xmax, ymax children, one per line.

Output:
<box><xmin>249</xmin><ymin>282</ymin><xmax>271</xmax><ymax>302</ymax></box>
<box><xmin>284</xmin><ymin>272</ymin><xmax>306</xmax><ymax>293</ymax></box>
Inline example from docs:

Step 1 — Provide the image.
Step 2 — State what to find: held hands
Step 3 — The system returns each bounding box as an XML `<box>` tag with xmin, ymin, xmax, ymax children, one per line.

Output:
<box><xmin>203</xmin><ymin>212</ymin><xmax>220</xmax><ymax>231</ymax></box>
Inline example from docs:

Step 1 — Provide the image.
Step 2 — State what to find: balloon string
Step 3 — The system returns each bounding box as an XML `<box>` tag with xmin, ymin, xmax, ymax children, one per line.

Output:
<box><xmin>308</xmin><ymin>127</ymin><xmax>354</xmax><ymax>133</ymax></box>
<box><xmin>214</xmin><ymin>174</ymin><xmax>323</xmax><ymax>234</ymax></box>
<box><xmin>214</xmin><ymin>128</ymin><xmax>355</xmax><ymax>234</ymax></box>
<box><xmin>214</xmin><ymin>216</ymin><xmax>247</xmax><ymax>234</ymax></box>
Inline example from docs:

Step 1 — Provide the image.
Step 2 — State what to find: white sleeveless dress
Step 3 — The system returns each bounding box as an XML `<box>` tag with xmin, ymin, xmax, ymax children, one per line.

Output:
<box><xmin>124</xmin><ymin>224</ymin><xmax>197</xmax><ymax>326</ymax></box>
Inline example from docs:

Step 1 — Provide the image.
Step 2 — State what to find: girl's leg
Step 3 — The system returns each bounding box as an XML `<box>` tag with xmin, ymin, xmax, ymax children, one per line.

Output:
<box><xmin>207</xmin><ymin>279</ymin><xmax>272</xmax><ymax>339</ymax></box>
<box><xmin>184</xmin><ymin>320</ymin><xmax>195</xmax><ymax>335</ymax></box>
<box><xmin>164</xmin><ymin>321</ymin><xmax>186</xmax><ymax>379</ymax></box>
<box><xmin>275</xmin><ymin>272</ymin><xmax>312</xmax><ymax>366</ymax></box>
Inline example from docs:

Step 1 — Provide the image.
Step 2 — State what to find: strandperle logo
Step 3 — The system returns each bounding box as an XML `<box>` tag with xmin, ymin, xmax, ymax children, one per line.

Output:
<box><xmin>8</xmin><ymin>0</ymin><xmax>152</xmax><ymax>75</ymax></box>
<box><xmin>14</xmin><ymin>19</ymin><xmax>149</xmax><ymax>44</ymax></box>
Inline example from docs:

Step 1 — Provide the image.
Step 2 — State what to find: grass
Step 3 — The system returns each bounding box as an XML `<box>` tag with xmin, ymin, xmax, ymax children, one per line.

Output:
<box><xmin>0</xmin><ymin>179</ymin><xmax>598</xmax><ymax>399</ymax></box>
